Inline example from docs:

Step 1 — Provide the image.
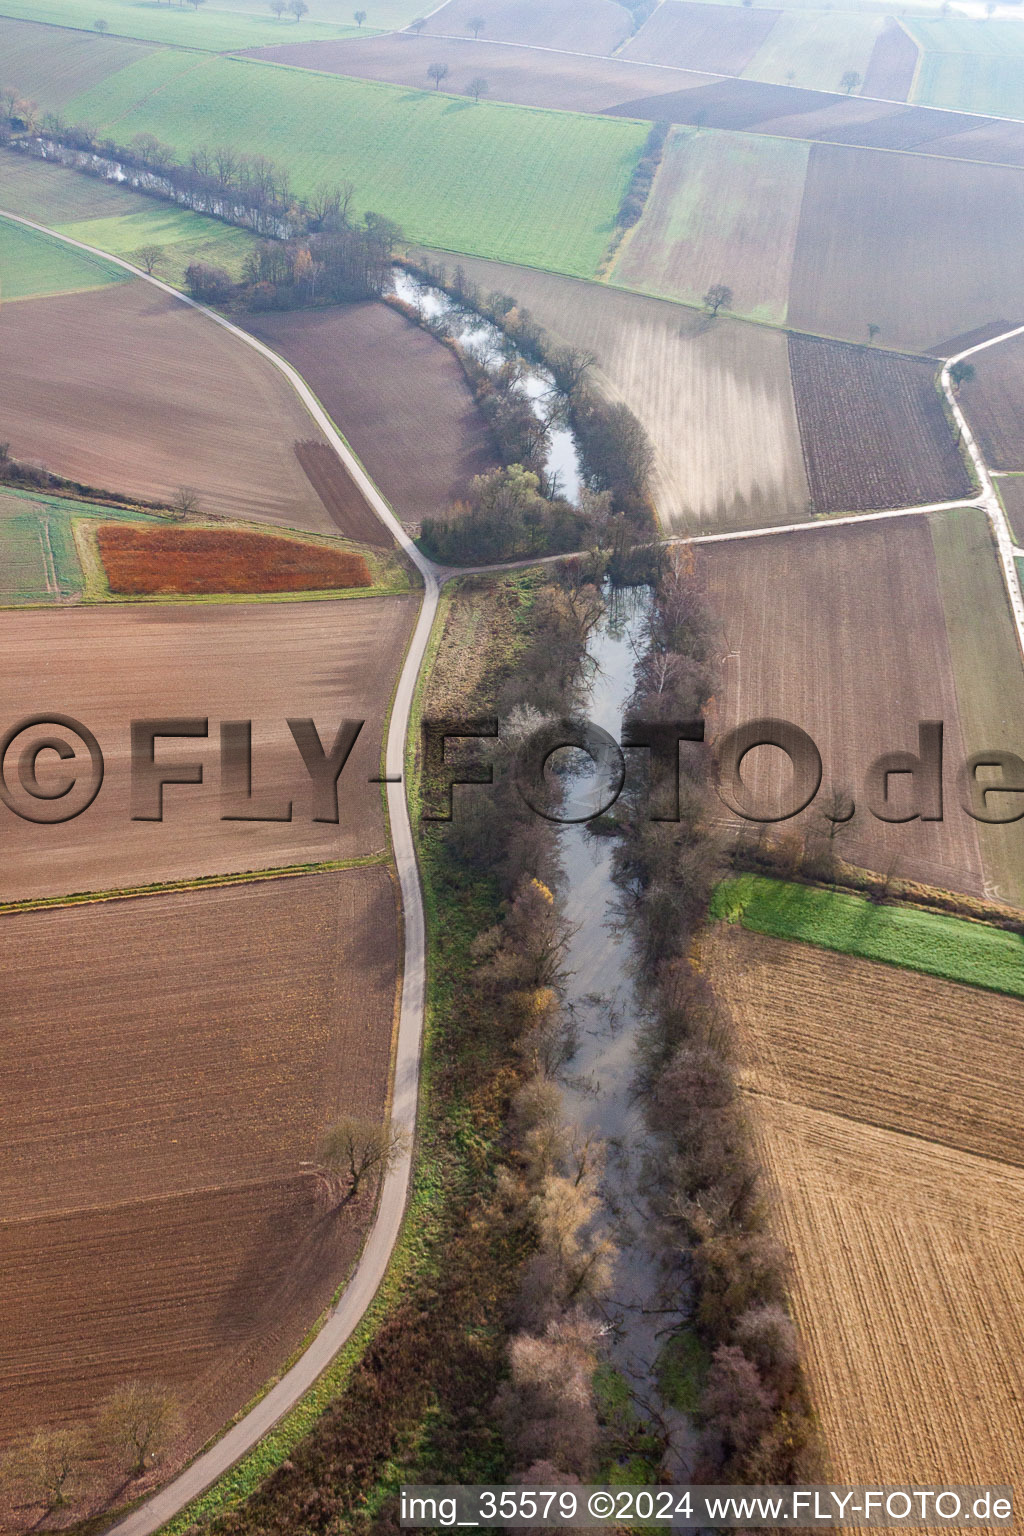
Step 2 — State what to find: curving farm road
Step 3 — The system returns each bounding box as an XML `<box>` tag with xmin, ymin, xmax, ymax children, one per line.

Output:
<box><xmin>4</xmin><ymin>205</ymin><xmax>1024</xmax><ymax>1535</ymax></box>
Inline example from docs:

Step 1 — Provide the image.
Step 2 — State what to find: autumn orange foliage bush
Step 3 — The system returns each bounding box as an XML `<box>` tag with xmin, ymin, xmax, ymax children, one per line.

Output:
<box><xmin>97</xmin><ymin>526</ymin><xmax>372</xmax><ymax>595</ymax></box>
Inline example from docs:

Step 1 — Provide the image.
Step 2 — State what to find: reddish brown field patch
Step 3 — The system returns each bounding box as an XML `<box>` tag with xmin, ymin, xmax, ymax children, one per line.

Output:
<box><xmin>0</xmin><ymin>866</ymin><xmax>398</xmax><ymax>1468</ymax></box>
<box><xmin>788</xmin><ymin>335</ymin><xmax>972</xmax><ymax>509</ymax></box>
<box><xmin>96</xmin><ymin>523</ymin><xmax>372</xmax><ymax>595</ymax></box>
<box><xmin>622</xmin><ymin>1</ymin><xmax>779</xmax><ymax>73</ymax></box>
<box><xmin>861</xmin><ymin>20</ymin><xmax>919</xmax><ymax>101</ymax></box>
<box><xmin>698</xmin><ymin>517</ymin><xmax>985</xmax><ymax>896</ymax></box>
<box><xmin>0</xmin><ymin>282</ymin><xmax>340</xmax><ymax>534</ymax></box>
<box><xmin>243</xmin><ymin>301</ymin><xmax>497</xmax><ymax>527</ymax></box>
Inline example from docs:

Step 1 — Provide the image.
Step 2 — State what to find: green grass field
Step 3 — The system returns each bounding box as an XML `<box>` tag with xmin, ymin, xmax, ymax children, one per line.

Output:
<box><xmin>711</xmin><ymin>873</ymin><xmax>1024</xmax><ymax>998</ymax></box>
<box><xmin>0</xmin><ymin>0</ymin><xmax>367</xmax><ymax>52</ymax></box>
<box><xmin>907</xmin><ymin>16</ymin><xmax>1024</xmax><ymax>116</ymax></box>
<box><xmin>0</xmin><ymin>16</ymin><xmax>151</xmax><ymax>111</ymax></box>
<box><xmin>0</xmin><ymin>211</ymin><xmax>129</xmax><ymax>296</ymax></box>
<box><xmin>62</xmin><ymin>53</ymin><xmax>643</xmax><ymax>275</ymax></box>
<box><xmin>0</xmin><ymin>489</ymin><xmax>87</xmax><ymax>602</ymax></box>
<box><xmin>0</xmin><ymin>150</ymin><xmax>157</xmax><ymax>221</ymax></box>
<box><xmin>742</xmin><ymin>11</ymin><xmax>885</xmax><ymax>93</ymax></box>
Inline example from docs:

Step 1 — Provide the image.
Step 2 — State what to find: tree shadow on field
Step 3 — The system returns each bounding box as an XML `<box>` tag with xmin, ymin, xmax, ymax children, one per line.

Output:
<box><xmin>441</xmin><ymin>98</ymin><xmax>474</xmax><ymax>115</ymax></box>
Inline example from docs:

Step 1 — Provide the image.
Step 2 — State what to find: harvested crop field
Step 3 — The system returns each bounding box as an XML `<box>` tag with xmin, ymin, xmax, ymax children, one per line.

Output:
<box><xmin>999</xmin><ymin>476</ymin><xmax>1024</xmax><ymax>543</ymax></box>
<box><xmin>956</xmin><ymin>333</ymin><xmax>1024</xmax><ymax>471</ymax></box>
<box><xmin>0</xmin><ymin>596</ymin><xmax>416</xmax><ymax>900</ymax></box>
<box><xmin>787</xmin><ymin>144</ymin><xmax>1024</xmax><ymax>354</ymax></box>
<box><xmin>420</xmin><ymin>0</ymin><xmax>631</xmax><ymax>52</ymax></box>
<box><xmin>709</xmin><ymin>925</ymin><xmax>1024</xmax><ymax>1492</ymax></box>
<box><xmin>421</xmin><ymin>250</ymin><xmax>809</xmax><ymax>533</ymax></box>
<box><xmin>238</xmin><ymin>34</ymin><xmax>712</xmax><ymax>112</ymax></box>
<box><xmin>96</xmin><ymin>525</ymin><xmax>372</xmax><ymax>595</ymax></box>
<box><xmin>0</xmin><ymin>865</ymin><xmax>398</xmax><ymax>1453</ymax></box>
<box><xmin>862</xmin><ymin>19</ymin><xmax>919</xmax><ymax>102</ymax></box>
<box><xmin>788</xmin><ymin>335</ymin><xmax>972</xmax><ymax>510</ymax></box>
<box><xmin>740</xmin><ymin>11</ymin><xmax>886</xmax><ymax>94</ymax></box>
<box><xmin>622</xmin><ymin>2</ymin><xmax>778</xmax><ymax>74</ymax></box>
<box><xmin>0</xmin><ymin>280</ymin><xmax>342</xmax><ymax>533</ymax></box>
<box><xmin>612</xmin><ymin>126</ymin><xmax>809</xmax><ymax>324</ymax></box>
<box><xmin>243</xmin><ymin>301</ymin><xmax>497</xmax><ymax>527</ymax></box>
<box><xmin>697</xmin><ymin>516</ymin><xmax>986</xmax><ymax>897</ymax></box>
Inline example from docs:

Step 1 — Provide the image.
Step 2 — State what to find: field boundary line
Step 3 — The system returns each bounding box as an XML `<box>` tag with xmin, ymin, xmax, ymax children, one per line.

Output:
<box><xmin>0</xmin><ymin>208</ymin><xmax>442</xmax><ymax>1536</ymax></box>
<box><xmin>0</xmin><ymin>854</ymin><xmax>390</xmax><ymax>917</ymax></box>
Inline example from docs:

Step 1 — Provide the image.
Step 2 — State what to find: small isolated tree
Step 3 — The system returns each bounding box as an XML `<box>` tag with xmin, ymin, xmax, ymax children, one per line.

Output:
<box><xmin>94</xmin><ymin>16</ymin><xmax>108</xmax><ymax>29</ymax></box>
<box><xmin>98</xmin><ymin>1383</ymin><xmax>183</xmax><ymax>1479</ymax></box>
<box><xmin>354</xmin><ymin>7</ymin><xmax>366</xmax><ymax>21</ymax></box>
<box><xmin>136</xmin><ymin>243</ymin><xmax>164</xmax><ymax>274</ymax></box>
<box><xmin>867</xmin><ymin>321</ymin><xmax>880</xmax><ymax>343</ymax></box>
<box><xmin>318</xmin><ymin>1115</ymin><xmax>408</xmax><ymax>1205</ymax></box>
<box><xmin>703</xmin><ymin>282</ymin><xmax>732</xmax><ymax>317</ymax></box>
<box><xmin>10</xmin><ymin>1426</ymin><xmax>89</xmax><ymax>1511</ymax></box>
<box><xmin>427</xmin><ymin>60</ymin><xmax>449</xmax><ymax>87</ymax></box>
<box><xmin>466</xmin><ymin>74</ymin><xmax>489</xmax><ymax>101</ymax></box>
<box><xmin>840</xmin><ymin>68</ymin><xmax>861</xmax><ymax>92</ymax></box>
<box><xmin>289</xmin><ymin>0</ymin><xmax>308</xmax><ymax>18</ymax></box>
<box><xmin>467</xmin><ymin>12</ymin><xmax>485</xmax><ymax>33</ymax></box>
<box><xmin>409</xmin><ymin>14</ymin><xmax>426</xmax><ymax>29</ymax></box>
<box><xmin>950</xmin><ymin>360</ymin><xmax>976</xmax><ymax>391</ymax></box>
<box><xmin>270</xmin><ymin>0</ymin><xmax>287</xmax><ymax>16</ymax></box>
<box><xmin>171</xmin><ymin>486</ymin><xmax>199</xmax><ymax>519</ymax></box>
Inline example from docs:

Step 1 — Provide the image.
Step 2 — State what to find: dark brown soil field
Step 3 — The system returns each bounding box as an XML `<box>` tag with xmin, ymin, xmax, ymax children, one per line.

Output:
<box><xmin>931</xmin><ymin>320</ymin><xmax>1021</xmax><ymax>357</ymax></box>
<box><xmin>787</xmin><ymin>144</ymin><xmax>1024</xmax><ymax>354</ymax></box>
<box><xmin>239</xmin><ymin>33</ymin><xmax>713</xmax><ymax>111</ymax></box>
<box><xmin>243</xmin><ymin>301</ymin><xmax>497</xmax><ymax>527</ymax></box>
<box><xmin>97</xmin><ymin>524</ymin><xmax>372</xmax><ymax>594</ymax></box>
<box><xmin>957</xmin><ymin>335</ymin><xmax>1024</xmax><ymax>471</ymax></box>
<box><xmin>860</xmin><ymin>20</ymin><xmax>919</xmax><ymax>102</ymax></box>
<box><xmin>0</xmin><ymin>867</ymin><xmax>397</xmax><ymax>1461</ymax></box>
<box><xmin>421</xmin><ymin>0</ymin><xmax>631</xmax><ymax>52</ymax></box>
<box><xmin>998</xmin><ymin>477</ymin><xmax>1024</xmax><ymax>542</ymax></box>
<box><xmin>294</xmin><ymin>439</ymin><xmax>394</xmax><ymax>546</ymax></box>
<box><xmin>621</xmin><ymin>1</ymin><xmax>778</xmax><ymax>73</ymax></box>
<box><xmin>788</xmin><ymin>336</ymin><xmax>972</xmax><ymax>510</ymax></box>
<box><xmin>605</xmin><ymin>80</ymin><xmax>1024</xmax><ymax>166</ymax></box>
<box><xmin>0</xmin><ymin>282</ymin><xmax>340</xmax><ymax>534</ymax></box>
<box><xmin>0</xmin><ymin>597</ymin><xmax>416</xmax><ymax>901</ymax></box>
<box><xmin>698</xmin><ymin>517</ymin><xmax>985</xmax><ymax>896</ymax></box>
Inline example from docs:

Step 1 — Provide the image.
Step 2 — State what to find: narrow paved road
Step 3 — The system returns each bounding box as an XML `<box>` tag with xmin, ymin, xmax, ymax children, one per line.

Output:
<box><xmin>3</xmin><ymin>206</ymin><xmax>1024</xmax><ymax>1534</ymax></box>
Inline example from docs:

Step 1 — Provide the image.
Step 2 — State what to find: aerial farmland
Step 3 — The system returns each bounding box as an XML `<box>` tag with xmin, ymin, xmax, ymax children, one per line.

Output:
<box><xmin>1</xmin><ymin>0</ymin><xmax>1024</xmax><ymax>1527</ymax></box>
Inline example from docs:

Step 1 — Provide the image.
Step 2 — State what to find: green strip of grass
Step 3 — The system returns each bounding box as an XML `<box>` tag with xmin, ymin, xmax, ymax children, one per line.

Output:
<box><xmin>0</xmin><ymin>210</ymin><xmax>128</xmax><ymax>297</ymax></box>
<box><xmin>711</xmin><ymin>873</ymin><xmax>1024</xmax><ymax>998</ymax></box>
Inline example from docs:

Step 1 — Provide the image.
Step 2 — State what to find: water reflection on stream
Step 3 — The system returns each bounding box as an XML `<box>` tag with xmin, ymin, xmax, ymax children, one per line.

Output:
<box><xmin>557</xmin><ymin>589</ymin><xmax>691</xmax><ymax>1475</ymax></box>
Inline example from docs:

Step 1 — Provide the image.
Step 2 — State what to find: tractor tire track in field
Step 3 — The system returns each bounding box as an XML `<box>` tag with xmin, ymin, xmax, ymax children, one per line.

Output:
<box><xmin>3</xmin><ymin>207</ymin><xmax>1024</xmax><ymax>1534</ymax></box>
<box><xmin>0</xmin><ymin>210</ymin><xmax>441</xmax><ymax>1536</ymax></box>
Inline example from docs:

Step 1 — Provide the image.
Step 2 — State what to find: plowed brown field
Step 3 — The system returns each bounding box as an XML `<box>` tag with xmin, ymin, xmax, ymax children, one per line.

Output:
<box><xmin>0</xmin><ymin>597</ymin><xmax>416</xmax><ymax>900</ymax></box>
<box><xmin>0</xmin><ymin>866</ymin><xmax>398</xmax><ymax>1456</ymax></box>
<box><xmin>788</xmin><ymin>336</ymin><xmax>972</xmax><ymax>510</ymax></box>
<box><xmin>421</xmin><ymin>0</ymin><xmax>630</xmax><ymax>51</ymax></box>
<box><xmin>709</xmin><ymin>927</ymin><xmax>1024</xmax><ymax>1491</ymax></box>
<box><xmin>0</xmin><ymin>282</ymin><xmax>340</xmax><ymax>533</ymax></box>
<box><xmin>697</xmin><ymin>517</ymin><xmax>986</xmax><ymax>895</ymax></box>
<box><xmin>960</xmin><ymin>334</ymin><xmax>1024</xmax><ymax>471</ymax></box>
<box><xmin>621</xmin><ymin>1</ymin><xmax>778</xmax><ymax>73</ymax></box>
<box><xmin>243</xmin><ymin>301</ymin><xmax>497</xmax><ymax>527</ymax></box>
<box><xmin>861</xmin><ymin>20</ymin><xmax>919</xmax><ymax>102</ymax></box>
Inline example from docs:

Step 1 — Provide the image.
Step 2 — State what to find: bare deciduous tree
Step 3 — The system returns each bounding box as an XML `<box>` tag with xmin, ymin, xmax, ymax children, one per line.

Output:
<box><xmin>467</xmin><ymin>12</ymin><xmax>485</xmax><ymax>33</ymax></box>
<box><xmin>867</xmin><ymin>321</ymin><xmax>880</xmax><ymax>342</ymax></box>
<box><xmin>98</xmin><ymin>1383</ymin><xmax>183</xmax><ymax>1478</ymax></box>
<box><xmin>136</xmin><ymin>243</ymin><xmax>164</xmax><ymax>274</ymax></box>
<box><xmin>318</xmin><ymin>1115</ymin><xmax>408</xmax><ymax>1204</ymax></box>
<box><xmin>354</xmin><ymin>7</ymin><xmax>367</xmax><ymax>21</ymax></box>
<box><xmin>466</xmin><ymin>75</ymin><xmax>489</xmax><ymax>101</ymax></box>
<box><xmin>840</xmin><ymin>68</ymin><xmax>861</xmax><ymax>92</ymax></box>
<box><xmin>94</xmin><ymin>16</ymin><xmax>109</xmax><ymax>29</ymax></box>
<box><xmin>702</xmin><ymin>283</ymin><xmax>732</xmax><ymax>317</ymax></box>
<box><xmin>171</xmin><ymin>486</ymin><xmax>199</xmax><ymax>520</ymax></box>
<box><xmin>950</xmin><ymin>360</ymin><xmax>976</xmax><ymax>390</ymax></box>
<box><xmin>6</xmin><ymin>1426</ymin><xmax>89</xmax><ymax>1511</ymax></box>
<box><xmin>427</xmin><ymin>60</ymin><xmax>449</xmax><ymax>87</ymax></box>
<box><xmin>270</xmin><ymin>0</ymin><xmax>287</xmax><ymax>17</ymax></box>
<box><xmin>289</xmin><ymin>0</ymin><xmax>309</xmax><ymax>18</ymax></box>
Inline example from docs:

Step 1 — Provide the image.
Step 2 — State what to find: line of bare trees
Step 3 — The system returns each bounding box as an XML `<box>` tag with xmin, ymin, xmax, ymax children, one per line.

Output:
<box><xmin>610</xmin><ymin>548</ymin><xmax>823</xmax><ymax>1483</ymax></box>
